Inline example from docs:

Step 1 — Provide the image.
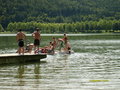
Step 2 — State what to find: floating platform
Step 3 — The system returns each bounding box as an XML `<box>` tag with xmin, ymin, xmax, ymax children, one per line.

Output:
<box><xmin>0</xmin><ymin>53</ymin><xmax>47</xmax><ymax>65</ymax></box>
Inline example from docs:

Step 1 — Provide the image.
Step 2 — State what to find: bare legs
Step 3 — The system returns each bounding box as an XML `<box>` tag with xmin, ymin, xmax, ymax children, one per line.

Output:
<box><xmin>34</xmin><ymin>45</ymin><xmax>39</xmax><ymax>54</ymax></box>
<box><xmin>18</xmin><ymin>47</ymin><xmax>24</xmax><ymax>55</ymax></box>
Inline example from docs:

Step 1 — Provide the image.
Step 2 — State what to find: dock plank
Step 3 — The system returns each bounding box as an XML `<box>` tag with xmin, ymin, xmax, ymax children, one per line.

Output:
<box><xmin>0</xmin><ymin>53</ymin><xmax>47</xmax><ymax>65</ymax></box>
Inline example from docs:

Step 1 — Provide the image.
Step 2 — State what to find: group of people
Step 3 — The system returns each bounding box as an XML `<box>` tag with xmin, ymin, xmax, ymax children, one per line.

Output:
<box><xmin>16</xmin><ymin>28</ymin><xmax>71</xmax><ymax>55</ymax></box>
<box><xmin>16</xmin><ymin>28</ymin><xmax>41</xmax><ymax>55</ymax></box>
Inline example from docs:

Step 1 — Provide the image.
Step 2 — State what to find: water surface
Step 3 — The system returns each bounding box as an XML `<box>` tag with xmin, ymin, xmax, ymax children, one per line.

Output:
<box><xmin>0</xmin><ymin>34</ymin><xmax>120</xmax><ymax>90</ymax></box>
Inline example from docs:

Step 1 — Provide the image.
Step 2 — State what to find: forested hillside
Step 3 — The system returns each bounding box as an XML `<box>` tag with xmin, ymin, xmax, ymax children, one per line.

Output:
<box><xmin>0</xmin><ymin>0</ymin><xmax>120</xmax><ymax>33</ymax></box>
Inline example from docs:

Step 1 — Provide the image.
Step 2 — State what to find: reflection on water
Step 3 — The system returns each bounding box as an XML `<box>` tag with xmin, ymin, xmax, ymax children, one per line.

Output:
<box><xmin>17</xmin><ymin>64</ymin><xmax>25</xmax><ymax>86</ymax></box>
<box><xmin>0</xmin><ymin>34</ymin><xmax>120</xmax><ymax>89</ymax></box>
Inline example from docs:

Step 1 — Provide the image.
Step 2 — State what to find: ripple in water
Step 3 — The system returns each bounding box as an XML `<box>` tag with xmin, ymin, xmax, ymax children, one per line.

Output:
<box><xmin>0</xmin><ymin>36</ymin><xmax>120</xmax><ymax>90</ymax></box>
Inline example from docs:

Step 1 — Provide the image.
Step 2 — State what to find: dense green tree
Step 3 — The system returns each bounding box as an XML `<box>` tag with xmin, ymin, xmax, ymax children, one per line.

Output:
<box><xmin>0</xmin><ymin>0</ymin><xmax>120</xmax><ymax>29</ymax></box>
<box><xmin>6</xmin><ymin>20</ymin><xmax>120</xmax><ymax>33</ymax></box>
<box><xmin>0</xmin><ymin>24</ymin><xmax>4</xmax><ymax>32</ymax></box>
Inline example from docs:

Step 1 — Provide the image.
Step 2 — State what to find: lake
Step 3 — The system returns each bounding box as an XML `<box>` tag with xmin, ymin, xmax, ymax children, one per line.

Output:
<box><xmin>0</xmin><ymin>34</ymin><xmax>120</xmax><ymax>90</ymax></box>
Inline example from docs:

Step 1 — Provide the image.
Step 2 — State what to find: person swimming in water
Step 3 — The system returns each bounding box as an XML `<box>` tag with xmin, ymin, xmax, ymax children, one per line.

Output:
<box><xmin>58</xmin><ymin>33</ymin><xmax>71</xmax><ymax>54</ymax></box>
<box><xmin>58</xmin><ymin>33</ymin><xmax>68</xmax><ymax>50</ymax></box>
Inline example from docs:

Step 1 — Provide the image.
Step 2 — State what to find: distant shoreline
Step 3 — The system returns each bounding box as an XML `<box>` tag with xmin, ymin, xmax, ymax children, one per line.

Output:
<box><xmin>0</xmin><ymin>33</ymin><xmax>119</xmax><ymax>37</ymax></box>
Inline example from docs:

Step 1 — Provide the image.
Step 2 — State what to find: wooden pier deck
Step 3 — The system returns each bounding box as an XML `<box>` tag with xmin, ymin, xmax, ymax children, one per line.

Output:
<box><xmin>0</xmin><ymin>53</ymin><xmax>47</xmax><ymax>65</ymax></box>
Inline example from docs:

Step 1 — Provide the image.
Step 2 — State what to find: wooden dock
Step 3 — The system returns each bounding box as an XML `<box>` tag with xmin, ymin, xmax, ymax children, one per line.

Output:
<box><xmin>0</xmin><ymin>53</ymin><xmax>47</xmax><ymax>65</ymax></box>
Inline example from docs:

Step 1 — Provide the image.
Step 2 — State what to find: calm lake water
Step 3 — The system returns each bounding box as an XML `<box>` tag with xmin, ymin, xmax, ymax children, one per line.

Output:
<box><xmin>0</xmin><ymin>34</ymin><xmax>120</xmax><ymax>90</ymax></box>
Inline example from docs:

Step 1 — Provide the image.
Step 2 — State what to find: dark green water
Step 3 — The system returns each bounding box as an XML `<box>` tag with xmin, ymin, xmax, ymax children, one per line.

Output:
<box><xmin>0</xmin><ymin>34</ymin><xmax>120</xmax><ymax>90</ymax></box>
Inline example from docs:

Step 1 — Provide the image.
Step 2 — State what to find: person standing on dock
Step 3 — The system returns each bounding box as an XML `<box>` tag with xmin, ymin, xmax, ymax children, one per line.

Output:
<box><xmin>16</xmin><ymin>29</ymin><xmax>26</xmax><ymax>55</ymax></box>
<box><xmin>32</xmin><ymin>28</ymin><xmax>41</xmax><ymax>53</ymax></box>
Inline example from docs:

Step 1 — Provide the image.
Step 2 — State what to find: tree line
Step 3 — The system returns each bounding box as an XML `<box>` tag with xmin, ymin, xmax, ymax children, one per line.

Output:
<box><xmin>4</xmin><ymin>19</ymin><xmax>120</xmax><ymax>33</ymax></box>
<box><xmin>0</xmin><ymin>0</ymin><xmax>120</xmax><ymax>28</ymax></box>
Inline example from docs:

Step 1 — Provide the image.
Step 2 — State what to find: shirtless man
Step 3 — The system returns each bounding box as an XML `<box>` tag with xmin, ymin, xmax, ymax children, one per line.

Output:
<box><xmin>58</xmin><ymin>33</ymin><xmax>68</xmax><ymax>51</ymax></box>
<box><xmin>64</xmin><ymin>39</ymin><xmax>71</xmax><ymax>53</ymax></box>
<box><xmin>32</xmin><ymin>28</ymin><xmax>41</xmax><ymax>53</ymax></box>
<box><xmin>63</xmin><ymin>33</ymin><xmax>68</xmax><ymax>42</ymax></box>
<box><xmin>34</xmin><ymin>42</ymin><xmax>54</xmax><ymax>54</ymax></box>
<box><xmin>42</xmin><ymin>42</ymin><xmax>54</xmax><ymax>54</ymax></box>
<box><xmin>47</xmin><ymin>42</ymin><xmax>54</xmax><ymax>54</ymax></box>
<box><xmin>25</xmin><ymin>43</ymin><xmax>34</xmax><ymax>53</ymax></box>
<box><xmin>52</xmin><ymin>37</ymin><xmax>57</xmax><ymax>49</ymax></box>
<box><xmin>16</xmin><ymin>29</ymin><xmax>26</xmax><ymax>55</ymax></box>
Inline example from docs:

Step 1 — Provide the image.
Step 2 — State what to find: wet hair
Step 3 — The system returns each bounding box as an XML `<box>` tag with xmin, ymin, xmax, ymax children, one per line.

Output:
<box><xmin>36</xmin><ymin>28</ymin><xmax>40</xmax><ymax>31</ymax></box>
<box><xmin>18</xmin><ymin>29</ymin><xmax>22</xmax><ymax>32</ymax></box>
<box><xmin>64</xmin><ymin>33</ymin><xmax>66</xmax><ymax>36</ymax></box>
